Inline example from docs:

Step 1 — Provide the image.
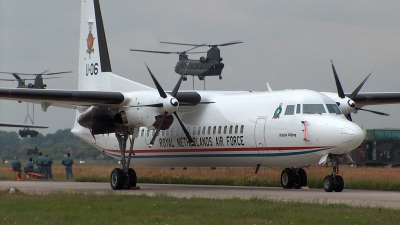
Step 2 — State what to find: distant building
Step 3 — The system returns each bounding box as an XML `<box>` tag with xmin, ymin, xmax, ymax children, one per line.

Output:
<box><xmin>351</xmin><ymin>129</ymin><xmax>400</xmax><ymax>167</ymax></box>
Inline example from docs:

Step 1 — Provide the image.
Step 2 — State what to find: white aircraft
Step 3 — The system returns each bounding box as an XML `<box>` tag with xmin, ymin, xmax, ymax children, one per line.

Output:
<box><xmin>0</xmin><ymin>0</ymin><xmax>369</xmax><ymax>192</ymax></box>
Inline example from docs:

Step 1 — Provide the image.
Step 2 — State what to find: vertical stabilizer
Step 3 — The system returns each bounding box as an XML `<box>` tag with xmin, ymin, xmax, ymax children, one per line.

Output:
<box><xmin>78</xmin><ymin>0</ymin><xmax>153</xmax><ymax>92</ymax></box>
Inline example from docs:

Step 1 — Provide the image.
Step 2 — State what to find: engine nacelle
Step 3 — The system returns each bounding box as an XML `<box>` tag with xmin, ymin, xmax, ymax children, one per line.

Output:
<box><xmin>77</xmin><ymin>106</ymin><xmax>125</xmax><ymax>135</ymax></box>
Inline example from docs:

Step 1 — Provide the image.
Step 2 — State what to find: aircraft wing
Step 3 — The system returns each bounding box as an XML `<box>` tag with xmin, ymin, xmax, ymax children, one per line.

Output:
<box><xmin>348</xmin><ymin>92</ymin><xmax>400</xmax><ymax>108</ymax></box>
<box><xmin>0</xmin><ymin>88</ymin><xmax>202</xmax><ymax>110</ymax></box>
<box><xmin>0</xmin><ymin>123</ymin><xmax>48</xmax><ymax>129</ymax></box>
<box><xmin>0</xmin><ymin>88</ymin><xmax>125</xmax><ymax>110</ymax></box>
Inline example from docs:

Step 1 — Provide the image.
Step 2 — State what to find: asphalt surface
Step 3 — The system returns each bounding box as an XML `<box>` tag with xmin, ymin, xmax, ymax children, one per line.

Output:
<box><xmin>1</xmin><ymin>181</ymin><xmax>400</xmax><ymax>209</ymax></box>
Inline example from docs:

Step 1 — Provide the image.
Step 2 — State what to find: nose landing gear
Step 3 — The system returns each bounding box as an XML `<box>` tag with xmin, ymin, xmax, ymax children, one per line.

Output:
<box><xmin>323</xmin><ymin>155</ymin><xmax>344</xmax><ymax>192</ymax></box>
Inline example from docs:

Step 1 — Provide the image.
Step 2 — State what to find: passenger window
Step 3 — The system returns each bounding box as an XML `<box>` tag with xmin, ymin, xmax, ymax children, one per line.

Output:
<box><xmin>240</xmin><ymin>125</ymin><xmax>244</xmax><ymax>134</ymax></box>
<box><xmin>303</xmin><ymin>104</ymin><xmax>326</xmax><ymax>114</ymax></box>
<box><xmin>193</xmin><ymin>127</ymin><xmax>196</xmax><ymax>136</ymax></box>
<box><xmin>161</xmin><ymin>130</ymin><xmax>165</xmax><ymax>136</ymax></box>
<box><xmin>141</xmin><ymin>129</ymin><xmax>144</xmax><ymax>137</ymax></box>
<box><xmin>229</xmin><ymin>125</ymin><xmax>233</xmax><ymax>134</ymax></box>
<box><xmin>296</xmin><ymin>104</ymin><xmax>301</xmax><ymax>114</ymax></box>
<box><xmin>208</xmin><ymin>126</ymin><xmax>211</xmax><ymax>135</ymax></box>
<box><xmin>171</xmin><ymin>128</ymin><xmax>175</xmax><ymax>136</ymax></box>
<box><xmin>213</xmin><ymin>126</ymin><xmax>216</xmax><ymax>135</ymax></box>
<box><xmin>218</xmin><ymin>126</ymin><xmax>221</xmax><ymax>134</ymax></box>
<box><xmin>326</xmin><ymin>104</ymin><xmax>342</xmax><ymax>114</ymax></box>
<box><xmin>202</xmin><ymin>126</ymin><xmax>206</xmax><ymax>135</ymax></box>
<box><xmin>224</xmin><ymin>126</ymin><xmax>227</xmax><ymax>134</ymax></box>
<box><xmin>197</xmin><ymin>127</ymin><xmax>201</xmax><ymax>135</ymax></box>
<box><xmin>177</xmin><ymin>127</ymin><xmax>181</xmax><ymax>135</ymax></box>
<box><xmin>235</xmin><ymin>125</ymin><xmax>238</xmax><ymax>134</ymax></box>
<box><xmin>146</xmin><ymin>130</ymin><xmax>150</xmax><ymax>137</ymax></box>
<box><xmin>166</xmin><ymin>129</ymin><xmax>170</xmax><ymax>136</ymax></box>
<box><xmin>284</xmin><ymin>105</ymin><xmax>295</xmax><ymax>115</ymax></box>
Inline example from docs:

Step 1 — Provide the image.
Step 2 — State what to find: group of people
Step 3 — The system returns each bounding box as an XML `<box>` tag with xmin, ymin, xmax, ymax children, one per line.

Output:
<box><xmin>11</xmin><ymin>152</ymin><xmax>74</xmax><ymax>180</ymax></box>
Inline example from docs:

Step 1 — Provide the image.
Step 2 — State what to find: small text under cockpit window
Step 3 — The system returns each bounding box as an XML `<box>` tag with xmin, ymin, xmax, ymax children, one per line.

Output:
<box><xmin>303</xmin><ymin>104</ymin><xmax>326</xmax><ymax>114</ymax></box>
<box><xmin>326</xmin><ymin>104</ymin><xmax>342</xmax><ymax>114</ymax></box>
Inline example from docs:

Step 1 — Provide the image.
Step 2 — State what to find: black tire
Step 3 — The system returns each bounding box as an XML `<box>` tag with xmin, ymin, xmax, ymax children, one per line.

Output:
<box><xmin>122</xmin><ymin>168</ymin><xmax>137</xmax><ymax>189</ymax></box>
<box><xmin>294</xmin><ymin>168</ymin><xmax>307</xmax><ymax>189</ymax></box>
<box><xmin>281</xmin><ymin>168</ymin><xmax>295</xmax><ymax>189</ymax></box>
<box><xmin>323</xmin><ymin>175</ymin><xmax>334</xmax><ymax>192</ymax></box>
<box><xmin>333</xmin><ymin>175</ymin><xmax>344</xmax><ymax>192</ymax></box>
<box><xmin>110</xmin><ymin>168</ymin><xmax>124</xmax><ymax>190</ymax></box>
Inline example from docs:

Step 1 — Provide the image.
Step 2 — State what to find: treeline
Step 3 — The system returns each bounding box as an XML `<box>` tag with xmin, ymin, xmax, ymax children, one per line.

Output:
<box><xmin>0</xmin><ymin>129</ymin><xmax>108</xmax><ymax>161</ymax></box>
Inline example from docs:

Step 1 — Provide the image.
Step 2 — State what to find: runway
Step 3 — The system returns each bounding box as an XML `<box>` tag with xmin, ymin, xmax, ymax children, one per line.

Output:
<box><xmin>1</xmin><ymin>181</ymin><xmax>400</xmax><ymax>209</ymax></box>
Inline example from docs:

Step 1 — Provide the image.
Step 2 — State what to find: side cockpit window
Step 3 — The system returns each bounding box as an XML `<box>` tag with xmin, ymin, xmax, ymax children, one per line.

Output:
<box><xmin>284</xmin><ymin>105</ymin><xmax>295</xmax><ymax>115</ymax></box>
<box><xmin>303</xmin><ymin>104</ymin><xmax>326</xmax><ymax>114</ymax></box>
<box><xmin>326</xmin><ymin>104</ymin><xmax>342</xmax><ymax>114</ymax></box>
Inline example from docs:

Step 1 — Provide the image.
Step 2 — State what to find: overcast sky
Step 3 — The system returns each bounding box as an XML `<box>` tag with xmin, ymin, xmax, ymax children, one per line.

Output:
<box><xmin>1</xmin><ymin>0</ymin><xmax>399</xmax><ymax>134</ymax></box>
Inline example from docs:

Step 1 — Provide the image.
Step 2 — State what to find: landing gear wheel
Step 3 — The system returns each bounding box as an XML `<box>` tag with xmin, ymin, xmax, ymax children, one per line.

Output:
<box><xmin>183</xmin><ymin>76</ymin><xmax>187</xmax><ymax>81</ymax></box>
<box><xmin>219</xmin><ymin>75</ymin><xmax>222</xmax><ymax>80</ymax></box>
<box><xmin>122</xmin><ymin>168</ymin><xmax>137</xmax><ymax>189</ymax></box>
<box><xmin>110</xmin><ymin>168</ymin><xmax>124</xmax><ymax>190</ymax></box>
<box><xmin>281</xmin><ymin>168</ymin><xmax>295</xmax><ymax>189</ymax></box>
<box><xmin>294</xmin><ymin>168</ymin><xmax>307</xmax><ymax>189</ymax></box>
<box><xmin>323</xmin><ymin>175</ymin><xmax>334</xmax><ymax>192</ymax></box>
<box><xmin>333</xmin><ymin>175</ymin><xmax>344</xmax><ymax>192</ymax></box>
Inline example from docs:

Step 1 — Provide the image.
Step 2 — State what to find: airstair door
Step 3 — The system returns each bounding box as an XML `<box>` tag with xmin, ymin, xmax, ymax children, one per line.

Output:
<box><xmin>254</xmin><ymin>118</ymin><xmax>267</xmax><ymax>153</ymax></box>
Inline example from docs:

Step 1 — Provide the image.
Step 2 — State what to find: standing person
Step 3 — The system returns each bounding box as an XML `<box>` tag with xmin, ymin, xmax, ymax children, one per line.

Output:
<box><xmin>61</xmin><ymin>153</ymin><xmax>74</xmax><ymax>180</ymax></box>
<box><xmin>24</xmin><ymin>158</ymin><xmax>34</xmax><ymax>174</ymax></box>
<box><xmin>42</xmin><ymin>154</ymin><xmax>53</xmax><ymax>180</ymax></box>
<box><xmin>35</xmin><ymin>152</ymin><xmax>44</xmax><ymax>174</ymax></box>
<box><xmin>11</xmin><ymin>157</ymin><xmax>22</xmax><ymax>178</ymax></box>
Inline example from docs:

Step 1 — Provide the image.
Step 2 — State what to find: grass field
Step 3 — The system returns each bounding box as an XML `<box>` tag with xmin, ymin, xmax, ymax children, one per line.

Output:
<box><xmin>1</xmin><ymin>190</ymin><xmax>399</xmax><ymax>225</ymax></box>
<box><xmin>1</xmin><ymin>164</ymin><xmax>400</xmax><ymax>191</ymax></box>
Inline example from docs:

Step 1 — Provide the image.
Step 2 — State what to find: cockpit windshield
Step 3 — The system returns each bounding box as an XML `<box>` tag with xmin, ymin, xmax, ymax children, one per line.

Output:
<box><xmin>303</xmin><ymin>104</ymin><xmax>326</xmax><ymax>114</ymax></box>
<box><xmin>326</xmin><ymin>104</ymin><xmax>342</xmax><ymax>114</ymax></box>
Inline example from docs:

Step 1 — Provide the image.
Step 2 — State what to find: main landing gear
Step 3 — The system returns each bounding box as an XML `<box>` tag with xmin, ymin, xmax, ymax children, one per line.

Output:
<box><xmin>280</xmin><ymin>167</ymin><xmax>308</xmax><ymax>189</ymax></box>
<box><xmin>322</xmin><ymin>155</ymin><xmax>344</xmax><ymax>192</ymax></box>
<box><xmin>110</xmin><ymin>128</ymin><xmax>138</xmax><ymax>190</ymax></box>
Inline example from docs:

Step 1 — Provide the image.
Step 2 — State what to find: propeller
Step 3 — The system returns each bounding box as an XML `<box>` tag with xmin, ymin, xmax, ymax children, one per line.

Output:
<box><xmin>331</xmin><ymin>60</ymin><xmax>388</xmax><ymax>120</ymax></box>
<box><xmin>144</xmin><ymin>64</ymin><xmax>195</xmax><ymax>149</ymax></box>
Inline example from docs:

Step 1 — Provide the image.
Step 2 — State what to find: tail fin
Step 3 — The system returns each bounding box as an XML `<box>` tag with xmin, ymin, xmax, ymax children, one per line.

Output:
<box><xmin>78</xmin><ymin>0</ymin><xmax>152</xmax><ymax>92</ymax></box>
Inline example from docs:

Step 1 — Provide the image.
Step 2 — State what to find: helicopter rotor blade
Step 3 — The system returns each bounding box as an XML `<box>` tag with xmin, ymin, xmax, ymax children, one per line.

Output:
<box><xmin>130</xmin><ymin>49</ymin><xmax>180</xmax><ymax>54</ymax></box>
<box><xmin>0</xmin><ymin>71</ymin><xmax>71</xmax><ymax>76</ymax></box>
<box><xmin>210</xmin><ymin>40</ymin><xmax>243</xmax><ymax>47</ymax></box>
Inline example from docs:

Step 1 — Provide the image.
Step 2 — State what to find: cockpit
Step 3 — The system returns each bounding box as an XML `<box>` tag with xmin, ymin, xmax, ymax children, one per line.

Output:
<box><xmin>284</xmin><ymin>103</ymin><xmax>342</xmax><ymax>115</ymax></box>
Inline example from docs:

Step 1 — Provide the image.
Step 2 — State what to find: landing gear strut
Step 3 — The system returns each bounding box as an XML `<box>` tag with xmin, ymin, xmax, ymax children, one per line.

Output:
<box><xmin>280</xmin><ymin>167</ymin><xmax>308</xmax><ymax>189</ymax></box>
<box><xmin>110</xmin><ymin>128</ymin><xmax>138</xmax><ymax>190</ymax></box>
<box><xmin>323</xmin><ymin>155</ymin><xmax>344</xmax><ymax>192</ymax></box>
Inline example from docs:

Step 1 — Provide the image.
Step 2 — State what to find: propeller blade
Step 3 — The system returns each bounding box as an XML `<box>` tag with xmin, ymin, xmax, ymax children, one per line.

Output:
<box><xmin>171</xmin><ymin>75</ymin><xmax>186</xmax><ymax>97</ymax></box>
<box><xmin>123</xmin><ymin>103</ymin><xmax>163</xmax><ymax>108</ymax></box>
<box><xmin>149</xmin><ymin>112</ymin><xmax>168</xmax><ymax>148</ymax></box>
<box><xmin>355</xmin><ymin>107</ymin><xmax>389</xmax><ymax>116</ymax></box>
<box><xmin>331</xmin><ymin>60</ymin><xmax>346</xmax><ymax>99</ymax></box>
<box><xmin>145</xmin><ymin>63</ymin><xmax>167</xmax><ymax>98</ymax></box>
<box><xmin>346</xmin><ymin>113</ymin><xmax>353</xmax><ymax>121</ymax></box>
<box><xmin>173</xmin><ymin>112</ymin><xmax>195</xmax><ymax>146</ymax></box>
<box><xmin>349</xmin><ymin>71</ymin><xmax>373</xmax><ymax>99</ymax></box>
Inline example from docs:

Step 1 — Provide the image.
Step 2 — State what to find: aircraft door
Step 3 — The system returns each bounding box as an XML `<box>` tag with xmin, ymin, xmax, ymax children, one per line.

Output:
<box><xmin>254</xmin><ymin>118</ymin><xmax>267</xmax><ymax>153</ymax></box>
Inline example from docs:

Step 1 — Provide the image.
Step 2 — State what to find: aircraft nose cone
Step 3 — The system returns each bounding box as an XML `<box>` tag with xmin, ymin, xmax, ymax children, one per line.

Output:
<box><xmin>341</xmin><ymin>122</ymin><xmax>365</xmax><ymax>149</ymax></box>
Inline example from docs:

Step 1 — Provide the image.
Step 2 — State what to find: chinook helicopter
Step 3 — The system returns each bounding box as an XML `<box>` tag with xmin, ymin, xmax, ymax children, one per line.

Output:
<box><xmin>0</xmin><ymin>70</ymin><xmax>71</xmax><ymax>89</ymax></box>
<box><xmin>130</xmin><ymin>41</ymin><xmax>242</xmax><ymax>81</ymax></box>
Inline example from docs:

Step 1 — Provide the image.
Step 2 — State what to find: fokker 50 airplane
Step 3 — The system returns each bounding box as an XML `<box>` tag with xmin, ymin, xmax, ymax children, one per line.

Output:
<box><xmin>1</xmin><ymin>0</ymin><xmax>386</xmax><ymax>193</ymax></box>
